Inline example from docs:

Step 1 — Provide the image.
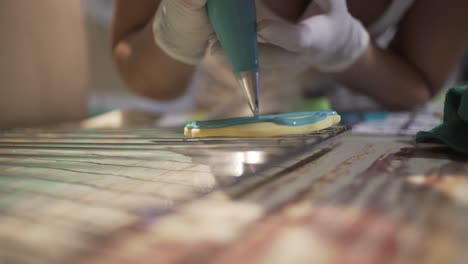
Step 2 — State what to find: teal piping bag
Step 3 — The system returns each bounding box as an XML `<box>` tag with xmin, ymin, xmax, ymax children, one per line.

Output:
<box><xmin>207</xmin><ymin>0</ymin><xmax>260</xmax><ymax>115</ymax></box>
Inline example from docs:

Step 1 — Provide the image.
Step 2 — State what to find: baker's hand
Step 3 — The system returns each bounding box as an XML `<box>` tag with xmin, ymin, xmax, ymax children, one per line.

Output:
<box><xmin>257</xmin><ymin>0</ymin><xmax>369</xmax><ymax>73</ymax></box>
<box><xmin>153</xmin><ymin>0</ymin><xmax>213</xmax><ymax>65</ymax></box>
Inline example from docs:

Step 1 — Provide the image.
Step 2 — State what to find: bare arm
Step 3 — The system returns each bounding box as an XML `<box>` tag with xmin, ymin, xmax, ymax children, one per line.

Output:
<box><xmin>334</xmin><ymin>0</ymin><xmax>468</xmax><ymax>110</ymax></box>
<box><xmin>112</xmin><ymin>0</ymin><xmax>194</xmax><ymax>100</ymax></box>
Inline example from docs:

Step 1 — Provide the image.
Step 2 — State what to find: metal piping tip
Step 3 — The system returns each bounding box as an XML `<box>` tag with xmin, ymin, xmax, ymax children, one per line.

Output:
<box><xmin>236</xmin><ymin>70</ymin><xmax>260</xmax><ymax>116</ymax></box>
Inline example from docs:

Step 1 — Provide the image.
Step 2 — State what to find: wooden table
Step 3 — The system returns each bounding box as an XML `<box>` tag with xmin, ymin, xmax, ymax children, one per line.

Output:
<box><xmin>0</xmin><ymin>111</ymin><xmax>467</xmax><ymax>264</ymax></box>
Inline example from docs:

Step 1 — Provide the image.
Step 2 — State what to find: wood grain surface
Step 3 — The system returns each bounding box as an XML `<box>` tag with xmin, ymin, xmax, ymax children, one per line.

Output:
<box><xmin>0</xmin><ymin>123</ymin><xmax>467</xmax><ymax>264</ymax></box>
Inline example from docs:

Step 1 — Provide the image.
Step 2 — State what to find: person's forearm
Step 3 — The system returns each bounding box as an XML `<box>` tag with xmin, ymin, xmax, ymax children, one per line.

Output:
<box><xmin>331</xmin><ymin>42</ymin><xmax>433</xmax><ymax>110</ymax></box>
<box><xmin>112</xmin><ymin>21</ymin><xmax>195</xmax><ymax>101</ymax></box>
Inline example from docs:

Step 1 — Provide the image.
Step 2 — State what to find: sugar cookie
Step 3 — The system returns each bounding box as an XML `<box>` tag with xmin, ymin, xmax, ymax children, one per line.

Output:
<box><xmin>184</xmin><ymin>111</ymin><xmax>341</xmax><ymax>138</ymax></box>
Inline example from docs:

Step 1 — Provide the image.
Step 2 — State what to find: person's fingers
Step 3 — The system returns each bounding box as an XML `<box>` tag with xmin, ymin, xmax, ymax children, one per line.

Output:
<box><xmin>161</xmin><ymin>0</ymin><xmax>213</xmax><ymax>35</ymax></box>
<box><xmin>209</xmin><ymin>41</ymin><xmax>235</xmax><ymax>67</ymax></box>
<box><xmin>173</xmin><ymin>0</ymin><xmax>207</xmax><ymax>9</ymax></box>
<box><xmin>154</xmin><ymin>0</ymin><xmax>212</xmax><ymax>64</ymax></box>
<box><xmin>208</xmin><ymin>32</ymin><xmax>218</xmax><ymax>43</ymax></box>
<box><xmin>258</xmin><ymin>20</ymin><xmax>312</xmax><ymax>52</ymax></box>
<box><xmin>209</xmin><ymin>41</ymin><xmax>223</xmax><ymax>56</ymax></box>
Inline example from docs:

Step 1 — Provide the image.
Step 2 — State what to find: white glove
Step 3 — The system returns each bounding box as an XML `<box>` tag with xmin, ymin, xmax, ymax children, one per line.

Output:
<box><xmin>152</xmin><ymin>0</ymin><xmax>213</xmax><ymax>65</ymax></box>
<box><xmin>257</xmin><ymin>0</ymin><xmax>370</xmax><ymax>73</ymax></box>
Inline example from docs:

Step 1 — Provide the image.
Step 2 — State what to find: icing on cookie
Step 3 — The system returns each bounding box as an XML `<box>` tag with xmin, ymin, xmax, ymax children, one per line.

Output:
<box><xmin>185</xmin><ymin>111</ymin><xmax>338</xmax><ymax>129</ymax></box>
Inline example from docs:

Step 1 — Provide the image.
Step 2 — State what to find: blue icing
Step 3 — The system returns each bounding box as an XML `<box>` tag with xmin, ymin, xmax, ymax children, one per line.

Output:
<box><xmin>186</xmin><ymin>111</ymin><xmax>338</xmax><ymax>129</ymax></box>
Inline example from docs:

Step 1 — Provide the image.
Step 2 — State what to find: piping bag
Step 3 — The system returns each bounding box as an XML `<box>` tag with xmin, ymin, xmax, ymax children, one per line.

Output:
<box><xmin>207</xmin><ymin>0</ymin><xmax>260</xmax><ymax>116</ymax></box>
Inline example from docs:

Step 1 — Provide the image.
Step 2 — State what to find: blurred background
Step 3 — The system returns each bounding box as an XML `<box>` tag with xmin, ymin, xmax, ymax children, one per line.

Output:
<box><xmin>0</xmin><ymin>0</ymin><xmax>193</xmax><ymax>128</ymax></box>
<box><xmin>1</xmin><ymin>0</ymin><xmax>467</xmax><ymax>128</ymax></box>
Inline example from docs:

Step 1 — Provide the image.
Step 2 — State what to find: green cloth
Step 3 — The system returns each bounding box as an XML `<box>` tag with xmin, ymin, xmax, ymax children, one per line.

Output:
<box><xmin>416</xmin><ymin>86</ymin><xmax>468</xmax><ymax>155</ymax></box>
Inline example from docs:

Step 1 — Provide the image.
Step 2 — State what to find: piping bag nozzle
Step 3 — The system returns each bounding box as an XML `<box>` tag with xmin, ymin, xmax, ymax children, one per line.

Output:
<box><xmin>207</xmin><ymin>0</ymin><xmax>260</xmax><ymax>116</ymax></box>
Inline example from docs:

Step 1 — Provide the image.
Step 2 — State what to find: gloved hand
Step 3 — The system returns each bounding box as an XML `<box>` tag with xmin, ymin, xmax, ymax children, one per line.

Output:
<box><xmin>256</xmin><ymin>0</ymin><xmax>370</xmax><ymax>73</ymax></box>
<box><xmin>152</xmin><ymin>0</ymin><xmax>213</xmax><ymax>65</ymax></box>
